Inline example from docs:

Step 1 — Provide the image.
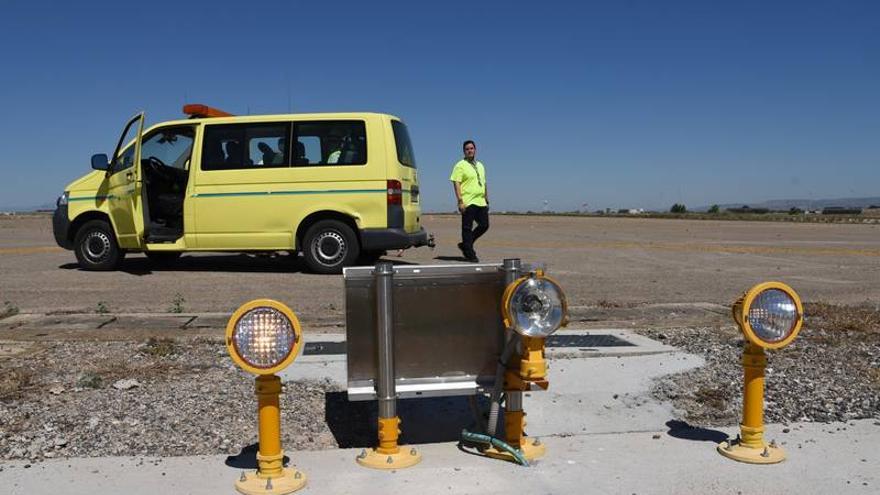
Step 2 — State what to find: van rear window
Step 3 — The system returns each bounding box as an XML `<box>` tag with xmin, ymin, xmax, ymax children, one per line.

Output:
<box><xmin>391</xmin><ymin>120</ymin><xmax>416</xmax><ymax>168</ymax></box>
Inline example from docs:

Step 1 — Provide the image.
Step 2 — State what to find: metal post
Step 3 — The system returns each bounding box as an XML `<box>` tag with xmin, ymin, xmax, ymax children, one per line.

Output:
<box><xmin>375</xmin><ymin>261</ymin><xmax>396</xmax><ymax>419</ymax></box>
<box><xmin>502</xmin><ymin>259</ymin><xmax>523</xmax><ymax>413</ymax></box>
<box><xmin>357</xmin><ymin>261</ymin><xmax>420</xmax><ymax>469</ymax></box>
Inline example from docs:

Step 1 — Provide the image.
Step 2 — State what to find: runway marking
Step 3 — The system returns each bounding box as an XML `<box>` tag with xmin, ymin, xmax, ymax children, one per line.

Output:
<box><xmin>0</xmin><ymin>246</ymin><xmax>64</xmax><ymax>255</ymax></box>
<box><xmin>484</xmin><ymin>240</ymin><xmax>880</xmax><ymax>257</ymax></box>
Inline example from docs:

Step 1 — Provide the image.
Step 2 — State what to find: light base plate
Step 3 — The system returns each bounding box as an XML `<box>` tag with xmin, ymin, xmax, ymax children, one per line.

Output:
<box><xmin>235</xmin><ymin>468</ymin><xmax>306</xmax><ymax>495</ymax></box>
<box><xmin>356</xmin><ymin>447</ymin><xmax>422</xmax><ymax>470</ymax></box>
<box><xmin>717</xmin><ymin>440</ymin><xmax>786</xmax><ymax>464</ymax></box>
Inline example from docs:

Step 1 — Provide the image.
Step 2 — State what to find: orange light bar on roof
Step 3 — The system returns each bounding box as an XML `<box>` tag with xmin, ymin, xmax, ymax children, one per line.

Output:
<box><xmin>183</xmin><ymin>104</ymin><xmax>234</xmax><ymax>118</ymax></box>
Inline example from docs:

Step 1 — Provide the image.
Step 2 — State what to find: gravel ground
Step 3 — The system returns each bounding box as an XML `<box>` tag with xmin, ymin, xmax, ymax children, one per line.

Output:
<box><xmin>2</xmin><ymin>305</ymin><xmax>878</xmax><ymax>462</ymax></box>
<box><xmin>0</xmin><ymin>338</ymin><xmax>346</xmax><ymax>462</ymax></box>
<box><xmin>637</xmin><ymin>304</ymin><xmax>880</xmax><ymax>426</ymax></box>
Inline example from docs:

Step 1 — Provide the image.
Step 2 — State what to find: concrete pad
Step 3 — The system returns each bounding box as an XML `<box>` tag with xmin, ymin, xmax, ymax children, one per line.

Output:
<box><xmin>1</xmin><ymin>330</ymin><xmax>877</xmax><ymax>494</ymax></box>
<box><xmin>1</xmin><ymin>421</ymin><xmax>876</xmax><ymax>495</ymax></box>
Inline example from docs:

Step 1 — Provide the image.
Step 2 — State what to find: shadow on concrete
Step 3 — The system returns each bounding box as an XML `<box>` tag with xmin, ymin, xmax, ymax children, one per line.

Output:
<box><xmin>665</xmin><ymin>420</ymin><xmax>728</xmax><ymax>443</ymax></box>
<box><xmin>324</xmin><ymin>392</ymin><xmax>489</xmax><ymax>448</ymax></box>
<box><xmin>433</xmin><ymin>255</ymin><xmax>470</xmax><ymax>262</ymax></box>
<box><xmin>224</xmin><ymin>443</ymin><xmax>290</xmax><ymax>469</ymax></box>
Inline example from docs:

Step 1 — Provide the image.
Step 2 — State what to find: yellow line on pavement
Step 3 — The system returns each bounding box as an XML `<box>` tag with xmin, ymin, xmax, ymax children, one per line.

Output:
<box><xmin>0</xmin><ymin>246</ymin><xmax>64</xmax><ymax>255</ymax></box>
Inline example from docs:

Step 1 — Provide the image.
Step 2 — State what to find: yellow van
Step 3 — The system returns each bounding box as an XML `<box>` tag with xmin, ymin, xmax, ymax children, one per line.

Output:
<box><xmin>53</xmin><ymin>104</ymin><xmax>430</xmax><ymax>274</ymax></box>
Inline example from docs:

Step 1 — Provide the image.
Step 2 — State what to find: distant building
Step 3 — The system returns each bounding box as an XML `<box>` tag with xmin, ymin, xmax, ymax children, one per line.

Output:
<box><xmin>822</xmin><ymin>206</ymin><xmax>862</xmax><ymax>215</ymax></box>
<box><xmin>726</xmin><ymin>205</ymin><xmax>769</xmax><ymax>214</ymax></box>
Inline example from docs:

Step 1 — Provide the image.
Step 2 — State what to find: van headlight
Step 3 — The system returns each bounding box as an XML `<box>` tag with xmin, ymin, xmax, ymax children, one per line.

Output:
<box><xmin>226</xmin><ymin>299</ymin><xmax>303</xmax><ymax>375</ymax></box>
<box><xmin>57</xmin><ymin>192</ymin><xmax>69</xmax><ymax>207</ymax></box>
<box><xmin>502</xmin><ymin>272</ymin><xmax>568</xmax><ymax>338</ymax></box>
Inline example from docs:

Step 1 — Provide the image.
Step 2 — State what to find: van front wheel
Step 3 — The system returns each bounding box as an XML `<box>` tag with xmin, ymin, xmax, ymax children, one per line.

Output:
<box><xmin>73</xmin><ymin>219</ymin><xmax>124</xmax><ymax>271</ymax></box>
<box><xmin>302</xmin><ymin>220</ymin><xmax>360</xmax><ymax>274</ymax></box>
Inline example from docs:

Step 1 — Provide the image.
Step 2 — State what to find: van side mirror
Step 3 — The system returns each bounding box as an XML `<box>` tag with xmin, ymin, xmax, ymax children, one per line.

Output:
<box><xmin>91</xmin><ymin>153</ymin><xmax>109</xmax><ymax>171</ymax></box>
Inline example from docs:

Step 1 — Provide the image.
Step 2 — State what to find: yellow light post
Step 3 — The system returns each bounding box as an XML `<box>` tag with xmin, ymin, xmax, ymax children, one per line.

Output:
<box><xmin>226</xmin><ymin>299</ymin><xmax>306</xmax><ymax>494</ymax></box>
<box><xmin>485</xmin><ymin>270</ymin><xmax>567</xmax><ymax>462</ymax></box>
<box><xmin>718</xmin><ymin>282</ymin><xmax>803</xmax><ymax>464</ymax></box>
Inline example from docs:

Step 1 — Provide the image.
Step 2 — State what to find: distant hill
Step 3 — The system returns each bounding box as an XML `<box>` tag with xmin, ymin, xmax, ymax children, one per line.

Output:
<box><xmin>0</xmin><ymin>201</ymin><xmax>55</xmax><ymax>213</ymax></box>
<box><xmin>696</xmin><ymin>196</ymin><xmax>880</xmax><ymax>212</ymax></box>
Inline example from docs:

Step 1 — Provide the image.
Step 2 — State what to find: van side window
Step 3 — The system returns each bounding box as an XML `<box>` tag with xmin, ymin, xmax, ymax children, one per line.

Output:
<box><xmin>201</xmin><ymin>123</ymin><xmax>291</xmax><ymax>171</ymax></box>
<box><xmin>292</xmin><ymin>121</ymin><xmax>367</xmax><ymax>166</ymax></box>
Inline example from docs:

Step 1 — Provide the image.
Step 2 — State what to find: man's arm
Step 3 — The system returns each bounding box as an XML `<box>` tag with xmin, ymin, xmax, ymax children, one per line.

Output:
<box><xmin>452</xmin><ymin>181</ymin><xmax>464</xmax><ymax>213</ymax></box>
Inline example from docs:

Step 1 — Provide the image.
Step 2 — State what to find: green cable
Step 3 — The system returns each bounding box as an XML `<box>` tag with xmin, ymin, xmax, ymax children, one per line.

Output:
<box><xmin>460</xmin><ymin>429</ymin><xmax>530</xmax><ymax>467</ymax></box>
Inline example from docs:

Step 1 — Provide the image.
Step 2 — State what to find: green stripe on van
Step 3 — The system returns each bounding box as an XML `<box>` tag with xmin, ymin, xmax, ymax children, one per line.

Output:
<box><xmin>69</xmin><ymin>195</ymin><xmax>114</xmax><ymax>201</ymax></box>
<box><xmin>191</xmin><ymin>189</ymin><xmax>387</xmax><ymax>198</ymax></box>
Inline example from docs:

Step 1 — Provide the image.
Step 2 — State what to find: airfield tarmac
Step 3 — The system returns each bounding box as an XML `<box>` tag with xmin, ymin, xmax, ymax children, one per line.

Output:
<box><xmin>1</xmin><ymin>213</ymin><xmax>878</xmax><ymax>319</ymax></box>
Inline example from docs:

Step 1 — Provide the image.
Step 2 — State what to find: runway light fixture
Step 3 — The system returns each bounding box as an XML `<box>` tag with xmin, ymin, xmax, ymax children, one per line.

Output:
<box><xmin>226</xmin><ymin>299</ymin><xmax>306</xmax><ymax>495</ymax></box>
<box><xmin>502</xmin><ymin>271</ymin><xmax>568</xmax><ymax>339</ymax></box>
<box><xmin>719</xmin><ymin>282</ymin><xmax>804</xmax><ymax>465</ymax></box>
<box><xmin>487</xmin><ymin>269</ymin><xmax>568</xmax><ymax>464</ymax></box>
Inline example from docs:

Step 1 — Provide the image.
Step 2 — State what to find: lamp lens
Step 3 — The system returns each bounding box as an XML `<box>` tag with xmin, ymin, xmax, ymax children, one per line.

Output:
<box><xmin>508</xmin><ymin>277</ymin><xmax>565</xmax><ymax>337</ymax></box>
<box><xmin>232</xmin><ymin>307</ymin><xmax>297</xmax><ymax>369</ymax></box>
<box><xmin>748</xmin><ymin>289</ymin><xmax>799</xmax><ymax>343</ymax></box>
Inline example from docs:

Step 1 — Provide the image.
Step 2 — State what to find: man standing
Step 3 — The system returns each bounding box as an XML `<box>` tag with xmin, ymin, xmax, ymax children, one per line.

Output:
<box><xmin>450</xmin><ymin>140</ymin><xmax>489</xmax><ymax>262</ymax></box>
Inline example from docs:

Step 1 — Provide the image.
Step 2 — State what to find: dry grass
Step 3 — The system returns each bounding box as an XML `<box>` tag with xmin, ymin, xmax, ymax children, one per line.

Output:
<box><xmin>693</xmin><ymin>386</ymin><xmax>727</xmax><ymax>410</ymax></box>
<box><xmin>804</xmin><ymin>302</ymin><xmax>880</xmax><ymax>333</ymax></box>
<box><xmin>0</xmin><ymin>368</ymin><xmax>31</xmax><ymax>400</ymax></box>
<box><xmin>595</xmin><ymin>299</ymin><xmax>623</xmax><ymax>309</ymax></box>
<box><xmin>1</xmin><ymin>301</ymin><xmax>19</xmax><ymax>320</ymax></box>
<box><xmin>140</xmin><ymin>337</ymin><xmax>178</xmax><ymax>357</ymax></box>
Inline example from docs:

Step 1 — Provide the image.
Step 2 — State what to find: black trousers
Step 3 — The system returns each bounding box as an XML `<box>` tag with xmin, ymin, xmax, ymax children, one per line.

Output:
<box><xmin>461</xmin><ymin>205</ymin><xmax>490</xmax><ymax>256</ymax></box>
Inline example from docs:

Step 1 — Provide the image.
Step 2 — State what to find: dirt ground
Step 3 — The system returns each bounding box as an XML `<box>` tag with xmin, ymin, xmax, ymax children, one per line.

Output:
<box><xmin>1</xmin><ymin>213</ymin><xmax>879</xmax><ymax>320</ymax></box>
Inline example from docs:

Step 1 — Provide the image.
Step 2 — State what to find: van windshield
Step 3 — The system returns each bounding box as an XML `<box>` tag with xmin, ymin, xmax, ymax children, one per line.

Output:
<box><xmin>391</xmin><ymin>120</ymin><xmax>416</xmax><ymax>168</ymax></box>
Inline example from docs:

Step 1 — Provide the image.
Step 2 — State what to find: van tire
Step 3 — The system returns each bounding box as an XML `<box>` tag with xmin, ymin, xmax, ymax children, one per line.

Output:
<box><xmin>302</xmin><ymin>220</ymin><xmax>360</xmax><ymax>274</ymax></box>
<box><xmin>73</xmin><ymin>219</ymin><xmax>124</xmax><ymax>271</ymax></box>
<box><xmin>145</xmin><ymin>251</ymin><xmax>182</xmax><ymax>266</ymax></box>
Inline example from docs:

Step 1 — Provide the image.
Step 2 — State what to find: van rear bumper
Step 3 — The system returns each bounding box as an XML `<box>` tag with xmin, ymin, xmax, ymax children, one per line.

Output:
<box><xmin>53</xmin><ymin>205</ymin><xmax>73</xmax><ymax>250</ymax></box>
<box><xmin>360</xmin><ymin>227</ymin><xmax>430</xmax><ymax>251</ymax></box>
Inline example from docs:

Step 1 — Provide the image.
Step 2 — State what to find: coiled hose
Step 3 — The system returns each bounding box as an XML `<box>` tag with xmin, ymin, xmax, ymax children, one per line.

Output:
<box><xmin>460</xmin><ymin>430</ymin><xmax>530</xmax><ymax>467</ymax></box>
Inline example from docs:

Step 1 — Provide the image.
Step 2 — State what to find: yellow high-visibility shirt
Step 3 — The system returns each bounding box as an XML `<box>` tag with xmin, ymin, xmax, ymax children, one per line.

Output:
<box><xmin>450</xmin><ymin>159</ymin><xmax>487</xmax><ymax>207</ymax></box>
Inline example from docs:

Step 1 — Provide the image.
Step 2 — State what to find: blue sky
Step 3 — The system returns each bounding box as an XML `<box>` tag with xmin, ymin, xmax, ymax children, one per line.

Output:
<box><xmin>0</xmin><ymin>0</ymin><xmax>877</xmax><ymax>212</ymax></box>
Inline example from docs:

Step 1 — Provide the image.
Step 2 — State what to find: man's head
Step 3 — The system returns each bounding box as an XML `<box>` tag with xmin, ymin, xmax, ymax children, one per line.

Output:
<box><xmin>463</xmin><ymin>140</ymin><xmax>476</xmax><ymax>160</ymax></box>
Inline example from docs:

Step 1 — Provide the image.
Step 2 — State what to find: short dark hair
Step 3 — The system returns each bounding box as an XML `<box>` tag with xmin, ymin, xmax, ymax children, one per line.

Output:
<box><xmin>463</xmin><ymin>140</ymin><xmax>476</xmax><ymax>150</ymax></box>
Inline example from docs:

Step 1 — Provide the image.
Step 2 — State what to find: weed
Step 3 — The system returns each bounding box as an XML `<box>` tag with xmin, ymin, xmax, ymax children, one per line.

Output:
<box><xmin>141</xmin><ymin>337</ymin><xmax>177</xmax><ymax>357</ymax></box>
<box><xmin>76</xmin><ymin>371</ymin><xmax>103</xmax><ymax>389</ymax></box>
<box><xmin>169</xmin><ymin>293</ymin><xmax>185</xmax><ymax>314</ymax></box>
<box><xmin>96</xmin><ymin>301</ymin><xmax>109</xmax><ymax>314</ymax></box>
<box><xmin>1</xmin><ymin>301</ymin><xmax>20</xmax><ymax>320</ymax></box>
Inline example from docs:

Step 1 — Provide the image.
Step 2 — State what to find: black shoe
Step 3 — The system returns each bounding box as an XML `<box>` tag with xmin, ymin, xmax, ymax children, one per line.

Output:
<box><xmin>457</xmin><ymin>242</ymin><xmax>468</xmax><ymax>258</ymax></box>
<box><xmin>466</xmin><ymin>254</ymin><xmax>480</xmax><ymax>263</ymax></box>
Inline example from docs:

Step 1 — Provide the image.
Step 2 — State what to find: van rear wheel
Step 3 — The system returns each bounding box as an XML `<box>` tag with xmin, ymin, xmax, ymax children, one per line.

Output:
<box><xmin>73</xmin><ymin>219</ymin><xmax>124</xmax><ymax>271</ymax></box>
<box><xmin>302</xmin><ymin>220</ymin><xmax>360</xmax><ymax>274</ymax></box>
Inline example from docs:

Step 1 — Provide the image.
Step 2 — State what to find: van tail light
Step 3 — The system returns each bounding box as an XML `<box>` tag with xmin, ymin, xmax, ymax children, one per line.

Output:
<box><xmin>387</xmin><ymin>180</ymin><xmax>402</xmax><ymax>205</ymax></box>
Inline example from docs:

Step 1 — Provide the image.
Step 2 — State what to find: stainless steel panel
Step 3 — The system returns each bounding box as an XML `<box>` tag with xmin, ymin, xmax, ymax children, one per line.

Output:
<box><xmin>345</xmin><ymin>263</ymin><xmax>520</xmax><ymax>400</ymax></box>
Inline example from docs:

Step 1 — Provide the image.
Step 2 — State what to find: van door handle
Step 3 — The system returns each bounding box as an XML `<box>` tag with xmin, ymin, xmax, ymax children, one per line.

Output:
<box><xmin>126</xmin><ymin>172</ymin><xmax>133</xmax><ymax>181</ymax></box>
